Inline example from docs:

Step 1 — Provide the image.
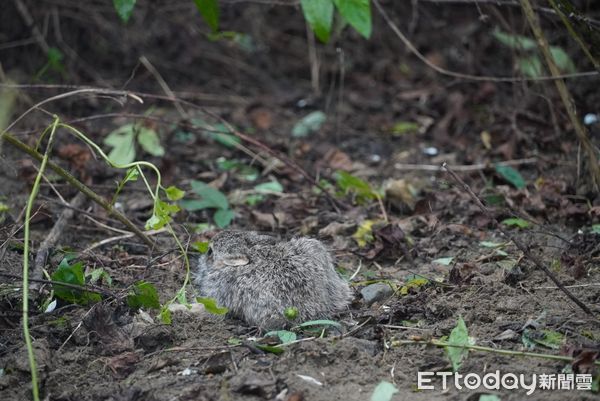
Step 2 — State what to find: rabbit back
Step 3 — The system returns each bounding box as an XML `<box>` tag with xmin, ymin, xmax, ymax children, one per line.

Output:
<box><xmin>195</xmin><ymin>233</ymin><xmax>351</xmax><ymax>329</ymax></box>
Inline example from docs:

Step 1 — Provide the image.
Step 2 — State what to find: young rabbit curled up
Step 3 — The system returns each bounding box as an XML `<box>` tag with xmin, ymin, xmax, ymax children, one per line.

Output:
<box><xmin>195</xmin><ymin>231</ymin><xmax>352</xmax><ymax>329</ymax></box>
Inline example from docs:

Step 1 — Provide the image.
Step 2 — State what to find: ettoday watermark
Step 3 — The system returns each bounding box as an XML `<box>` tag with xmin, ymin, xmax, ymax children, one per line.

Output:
<box><xmin>417</xmin><ymin>371</ymin><xmax>593</xmax><ymax>395</ymax></box>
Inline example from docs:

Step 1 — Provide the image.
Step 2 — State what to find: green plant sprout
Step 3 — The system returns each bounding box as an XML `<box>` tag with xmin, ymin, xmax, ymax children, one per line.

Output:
<box><xmin>13</xmin><ymin>114</ymin><xmax>199</xmax><ymax>400</ymax></box>
<box><xmin>21</xmin><ymin>116</ymin><xmax>60</xmax><ymax>401</ymax></box>
<box><xmin>113</xmin><ymin>0</ymin><xmax>372</xmax><ymax>42</ymax></box>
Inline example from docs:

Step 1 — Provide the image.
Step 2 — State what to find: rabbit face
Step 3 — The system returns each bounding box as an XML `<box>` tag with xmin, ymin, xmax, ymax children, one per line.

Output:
<box><xmin>206</xmin><ymin>231</ymin><xmax>259</xmax><ymax>268</ymax></box>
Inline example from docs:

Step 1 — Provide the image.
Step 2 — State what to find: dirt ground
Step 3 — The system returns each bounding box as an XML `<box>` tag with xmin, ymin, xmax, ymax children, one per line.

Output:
<box><xmin>1</xmin><ymin>1</ymin><xmax>600</xmax><ymax>400</ymax></box>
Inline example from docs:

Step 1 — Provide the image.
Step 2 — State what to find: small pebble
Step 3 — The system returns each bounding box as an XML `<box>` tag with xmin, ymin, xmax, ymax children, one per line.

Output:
<box><xmin>583</xmin><ymin>113</ymin><xmax>599</xmax><ymax>126</ymax></box>
<box><xmin>423</xmin><ymin>146</ymin><xmax>438</xmax><ymax>156</ymax></box>
<box><xmin>360</xmin><ymin>283</ymin><xmax>393</xmax><ymax>306</ymax></box>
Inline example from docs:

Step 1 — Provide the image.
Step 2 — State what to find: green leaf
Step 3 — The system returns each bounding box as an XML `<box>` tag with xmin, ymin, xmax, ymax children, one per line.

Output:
<box><xmin>295</xmin><ymin>319</ymin><xmax>342</xmax><ymax>330</ymax></box>
<box><xmin>352</xmin><ymin>219</ymin><xmax>376</xmax><ymax>247</ymax></box>
<box><xmin>301</xmin><ymin>0</ymin><xmax>334</xmax><ymax>43</ymax></box>
<box><xmin>534</xmin><ymin>329</ymin><xmax>565</xmax><ymax>349</ymax></box>
<box><xmin>146</xmin><ymin>200</ymin><xmax>179</xmax><ymax>230</ymax></box>
<box><xmin>164</xmin><ymin>185</ymin><xmax>185</xmax><ymax>201</ymax></box>
<box><xmin>478</xmin><ymin>395</ymin><xmax>501</xmax><ymax>401</ymax></box>
<box><xmin>216</xmin><ymin>158</ymin><xmax>259</xmax><ymax>181</ymax></box>
<box><xmin>51</xmin><ymin>259</ymin><xmax>101</xmax><ymax>305</ymax></box>
<box><xmin>492</xmin><ymin>29</ymin><xmax>537</xmax><ymax>50</ymax></box>
<box><xmin>179</xmin><ymin>200</ymin><xmax>209</xmax><ymax>211</ymax></box>
<box><xmin>228</xmin><ymin>337</ymin><xmax>242</xmax><ymax>346</ymax></box>
<box><xmin>494</xmin><ymin>164</ymin><xmax>526</xmax><ymax>189</ymax></box>
<box><xmin>550</xmin><ymin>46</ymin><xmax>577</xmax><ymax>73</ymax></box>
<box><xmin>370</xmin><ymin>381</ymin><xmax>398</xmax><ymax>401</ymax></box>
<box><xmin>291</xmin><ymin>111</ymin><xmax>327</xmax><ymax>137</ymax></box>
<box><xmin>399</xmin><ymin>277</ymin><xmax>428</xmax><ymax>295</ymax></box>
<box><xmin>214</xmin><ymin>208</ymin><xmax>234</xmax><ymax>228</ymax></box>
<box><xmin>335</xmin><ymin>171</ymin><xmax>377</xmax><ymax>204</ymax></box>
<box><xmin>199</xmin><ymin>123</ymin><xmax>241</xmax><ymax>148</ymax></box>
<box><xmin>445</xmin><ymin>316</ymin><xmax>473</xmax><ymax>372</ymax></box>
<box><xmin>145</xmin><ymin>213</ymin><xmax>163</xmax><ymax>230</ymax></box>
<box><xmin>46</xmin><ymin>47</ymin><xmax>65</xmax><ymax>72</ymax></box>
<box><xmin>51</xmin><ymin>260</ymin><xmax>84</xmax><ymax>299</ymax></box>
<box><xmin>479</xmin><ymin>241</ymin><xmax>505</xmax><ymax>248</ymax></box>
<box><xmin>127</xmin><ymin>281</ymin><xmax>160</xmax><ymax>310</ymax></box>
<box><xmin>501</xmin><ymin>217</ymin><xmax>531</xmax><ymax>229</ymax></box>
<box><xmin>244</xmin><ymin>194</ymin><xmax>264</xmax><ymax>206</ymax></box>
<box><xmin>87</xmin><ymin>268</ymin><xmax>112</xmax><ymax>286</ymax></box>
<box><xmin>193</xmin><ymin>0</ymin><xmax>219</xmax><ymax>32</ymax></box>
<box><xmin>254</xmin><ymin>344</ymin><xmax>284</xmax><ymax>355</ymax></box>
<box><xmin>391</xmin><ymin>121</ymin><xmax>420</xmax><ymax>136</ymax></box>
<box><xmin>196</xmin><ymin>297</ymin><xmax>229</xmax><ymax>315</ymax></box>
<box><xmin>254</xmin><ymin>180</ymin><xmax>284</xmax><ymax>193</ymax></box>
<box><xmin>591</xmin><ymin>224</ymin><xmax>600</xmax><ymax>234</ymax></box>
<box><xmin>265</xmin><ymin>330</ymin><xmax>297</xmax><ymax>344</ymax></box>
<box><xmin>159</xmin><ymin>306</ymin><xmax>172</xmax><ymax>324</ymax></box>
<box><xmin>0</xmin><ymin>201</ymin><xmax>8</xmax><ymax>224</ymax></box>
<box><xmin>113</xmin><ymin>0</ymin><xmax>137</xmax><ymax>23</ymax></box>
<box><xmin>333</xmin><ymin>0</ymin><xmax>372</xmax><ymax>39</ymax></box>
<box><xmin>213</xmin><ymin>132</ymin><xmax>241</xmax><ymax>148</ymax></box>
<box><xmin>518</xmin><ymin>55</ymin><xmax>543</xmax><ymax>78</ymax></box>
<box><xmin>484</xmin><ymin>193</ymin><xmax>505</xmax><ymax>206</ymax></box>
<box><xmin>192</xmin><ymin>241</ymin><xmax>210</xmax><ymax>253</ymax></box>
<box><xmin>432</xmin><ymin>257</ymin><xmax>453</xmax><ymax>266</ymax></box>
<box><xmin>188</xmin><ymin>180</ymin><xmax>229</xmax><ymax>210</ymax></box>
<box><xmin>137</xmin><ymin>127</ymin><xmax>165</xmax><ymax>157</ymax></box>
<box><xmin>104</xmin><ymin>124</ymin><xmax>136</xmax><ymax>165</ymax></box>
<box><xmin>123</xmin><ymin>167</ymin><xmax>139</xmax><ymax>183</ymax></box>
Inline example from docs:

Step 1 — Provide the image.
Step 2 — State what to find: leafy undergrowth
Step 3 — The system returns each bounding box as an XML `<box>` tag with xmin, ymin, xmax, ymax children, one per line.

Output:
<box><xmin>1</xmin><ymin>2</ymin><xmax>600</xmax><ymax>401</ymax></box>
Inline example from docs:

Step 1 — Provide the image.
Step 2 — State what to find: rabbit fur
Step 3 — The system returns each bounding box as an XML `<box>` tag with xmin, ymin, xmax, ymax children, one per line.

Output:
<box><xmin>195</xmin><ymin>230</ymin><xmax>352</xmax><ymax>329</ymax></box>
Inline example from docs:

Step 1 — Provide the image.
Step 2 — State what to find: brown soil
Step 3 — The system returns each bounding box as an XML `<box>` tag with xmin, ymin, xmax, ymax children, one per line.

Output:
<box><xmin>1</xmin><ymin>1</ymin><xmax>599</xmax><ymax>400</ymax></box>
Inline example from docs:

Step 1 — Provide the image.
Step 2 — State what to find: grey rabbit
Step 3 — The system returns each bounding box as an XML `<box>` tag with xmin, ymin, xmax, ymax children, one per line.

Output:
<box><xmin>195</xmin><ymin>230</ymin><xmax>352</xmax><ymax>330</ymax></box>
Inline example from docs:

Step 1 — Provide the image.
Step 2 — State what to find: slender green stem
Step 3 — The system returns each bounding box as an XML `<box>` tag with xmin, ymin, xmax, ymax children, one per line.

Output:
<box><xmin>58</xmin><ymin>124</ymin><xmax>162</xmax><ymax>191</ymax></box>
<box><xmin>162</xmin><ymin>222</ymin><xmax>191</xmax><ymax>309</ymax></box>
<box><xmin>59</xmin><ymin>124</ymin><xmax>189</xmax><ymax>311</ymax></box>
<box><xmin>392</xmin><ymin>338</ymin><xmax>600</xmax><ymax>366</ymax></box>
<box><xmin>2</xmin><ymin>132</ymin><xmax>154</xmax><ymax>247</ymax></box>
<box><xmin>23</xmin><ymin>116</ymin><xmax>60</xmax><ymax>401</ymax></box>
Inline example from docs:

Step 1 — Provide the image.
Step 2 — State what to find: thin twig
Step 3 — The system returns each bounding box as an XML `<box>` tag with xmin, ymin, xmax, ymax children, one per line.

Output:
<box><xmin>13</xmin><ymin>0</ymin><xmax>51</xmax><ymax>54</ymax></box>
<box><xmin>82</xmin><ymin>228</ymin><xmax>165</xmax><ymax>254</ymax></box>
<box><xmin>139</xmin><ymin>55</ymin><xmax>188</xmax><ymax>119</ymax></box>
<box><xmin>3</xmin><ymin>88</ymin><xmax>143</xmax><ymax>133</ymax></box>
<box><xmin>533</xmin><ymin>283</ymin><xmax>600</xmax><ymax>290</ymax></box>
<box><xmin>2</xmin><ymin>132</ymin><xmax>155</xmax><ymax>248</ymax></box>
<box><xmin>216</xmin><ymin>118</ymin><xmax>348</xmax><ymax>212</ymax></box>
<box><xmin>519</xmin><ymin>0</ymin><xmax>600</xmax><ymax>190</ymax></box>
<box><xmin>393</xmin><ymin>338</ymin><xmax>600</xmax><ymax>365</ymax></box>
<box><xmin>372</xmin><ymin>0</ymin><xmax>599</xmax><ymax>82</ymax></box>
<box><xmin>547</xmin><ymin>0</ymin><xmax>600</xmax><ymax>71</ymax></box>
<box><xmin>394</xmin><ymin>157</ymin><xmax>538</xmax><ymax>171</ymax></box>
<box><xmin>0</xmin><ymin>272</ymin><xmax>117</xmax><ymax>298</ymax></box>
<box><xmin>442</xmin><ymin>162</ymin><xmax>596</xmax><ymax>318</ymax></box>
<box><xmin>379</xmin><ymin>324</ymin><xmax>429</xmax><ymax>331</ymax></box>
<box><xmin>32</xmin><ymin>192</ymin><xmax>87</xmax><ymax>290</ymax></box>
<box><xmin>305</xmin><ymin>21</ymin><xmax>320</xmax><ymax>95</ymax></box>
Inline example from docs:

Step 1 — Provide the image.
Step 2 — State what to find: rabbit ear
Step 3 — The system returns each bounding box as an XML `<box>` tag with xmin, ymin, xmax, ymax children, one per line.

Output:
<box><xmin>220</xmin><ymin>255</ymin><xmax>250</xmax><ymax>266</ymax></box>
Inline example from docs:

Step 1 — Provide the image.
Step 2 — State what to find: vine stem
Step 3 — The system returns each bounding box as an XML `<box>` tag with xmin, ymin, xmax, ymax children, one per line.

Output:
<box><xmin>22</xmin><ymin>116</ymin><xmax>60</xmax><ymax>401</ymax></box>
<box><xmin>392</xmin><ymin>338</ymin><xmax>600</xmax><ymax>366</ymax></box>
<box><xmin>2</xmin><ymin>132</ymin><xmax>155</xmax><ymax>247</ymax></box>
